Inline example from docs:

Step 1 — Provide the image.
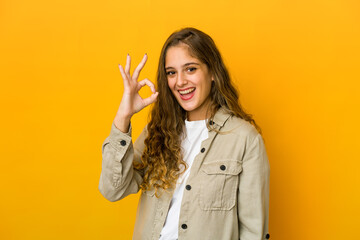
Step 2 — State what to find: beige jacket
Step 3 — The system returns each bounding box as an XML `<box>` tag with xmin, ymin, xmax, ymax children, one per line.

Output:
<box><xmin>99</xmin><ymin>108</ymin><xmax>270</xmax><ymax>240</ymax></box>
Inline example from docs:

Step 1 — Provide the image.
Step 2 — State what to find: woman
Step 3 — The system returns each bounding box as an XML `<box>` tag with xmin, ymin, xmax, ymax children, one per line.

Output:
<box><xmin>99</xmin><ymin>27</ymin><xmax>270</xmax><ymax>240</ymax></box>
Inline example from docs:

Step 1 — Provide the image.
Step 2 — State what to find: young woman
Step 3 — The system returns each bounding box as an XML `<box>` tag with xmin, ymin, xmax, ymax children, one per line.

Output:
<box><xmin>99</xmin><ymin>27</ymin><xmax>270</xmax><ymax>240</ymax></box>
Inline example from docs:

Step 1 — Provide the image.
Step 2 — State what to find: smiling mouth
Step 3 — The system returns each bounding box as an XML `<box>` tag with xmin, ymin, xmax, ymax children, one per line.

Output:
<box><xmin>179</xmin><ymin>87</ymin><xmax>195</xmax><ymax>95</ymax></box>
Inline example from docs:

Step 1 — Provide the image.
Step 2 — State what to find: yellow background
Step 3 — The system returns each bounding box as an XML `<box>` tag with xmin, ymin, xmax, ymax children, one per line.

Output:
<box><xmin>1</xmin><ymin>0</ymin><xmax>359</xmax><ymax>239</ymax></box>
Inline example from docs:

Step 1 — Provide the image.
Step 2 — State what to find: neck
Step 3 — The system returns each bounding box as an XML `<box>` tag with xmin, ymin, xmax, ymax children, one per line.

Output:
<box><xmin>186</xmin><ymin>101</ymin><xmax>212</xmax><ymax>121</ymax></box>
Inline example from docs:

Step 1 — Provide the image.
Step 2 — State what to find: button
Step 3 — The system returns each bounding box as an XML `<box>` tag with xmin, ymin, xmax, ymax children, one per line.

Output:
<box><xmin>200</xmin><ymin>148</ymin><xmax>205</xmax><ymax>153</ymax></box>
<box><xmin>209</xmin><ymin>120</ymin><xmax>214</xmax><ymax>125</ymax></box>
<box><xmin>120</xmin><ymin>140</ymin><xmax>126</xmax><ymax>146</ymax></box>
<box><xmin>181</xmin><ymin>224</ymin><xmax>187</xmax><ymax>229</ymax></box>
<box><xmin>220</xmin><ymin>165</ymin><xmax>226</xmax><ymax>171</ymax></box>
<box><xmin>185</xmin><ymin>185</ymin><xmax>191</xmax><ymax>190</ymax></box>
<box><xmin>266</xmin><ymin>233</ymin><xmax>270</xmax><ymax>239</ymax></box>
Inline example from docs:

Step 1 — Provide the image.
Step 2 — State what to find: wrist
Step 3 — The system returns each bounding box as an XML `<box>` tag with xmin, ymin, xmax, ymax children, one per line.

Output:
<box><xmin>114</xmin><ymin>115</ymin><xmax>131</xmax><ymax>133</ymax></box>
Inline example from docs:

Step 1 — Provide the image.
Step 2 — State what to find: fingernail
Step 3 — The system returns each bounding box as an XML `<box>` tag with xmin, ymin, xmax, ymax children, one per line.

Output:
<box><xmin>127</xmin><ymin>53</ymin><xmax>129</xmax><ymax>56</ymax></box>
<box><xmin>145</xmin><ymin>53</ymin><xmax>147</xmax><ymax>55</ymax></box>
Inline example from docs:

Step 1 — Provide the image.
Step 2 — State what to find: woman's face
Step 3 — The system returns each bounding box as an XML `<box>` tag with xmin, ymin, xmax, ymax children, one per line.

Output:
<box><xmin>165</xmin><ymin>43</ymin><xmax>213</xmax><ymax>121</ymax></box>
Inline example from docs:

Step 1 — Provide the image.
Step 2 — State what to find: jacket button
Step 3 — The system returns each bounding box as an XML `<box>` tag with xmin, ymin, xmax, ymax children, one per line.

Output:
<box><xmin>209</xmin><ymin>120</ymin><xmax>214</xmax><ymax>125</ymax></box>
<box><xmin>266</xmin><ymin>233</ymin><xmax>270</xmax><ymax>239</ymax></box>
<box><xmin>200</xmin><ymin>148</ymin><xmax>205</xmax><ymax>153</ymax></box>
<box><xmin>181</xmin><ymin>224</ymin><xmax>187</xmax><ymax>229</ymax></box>
<box><xmin>120</xmin><ymin>140</ymin><xmax>126</xmax><ymax>146</ymax></box>
<box><xmin>185</xmin><ymin>185</ymin><xmax>191</xmax><ymax>190</ymax></box>
<box><xmin>220</xmin><ymin>165</ymin><xmax>226</xmax><ymax>171</ymax></box>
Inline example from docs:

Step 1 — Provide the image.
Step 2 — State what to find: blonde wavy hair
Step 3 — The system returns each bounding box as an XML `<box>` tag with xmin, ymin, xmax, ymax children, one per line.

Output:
<box><xmin>133</xmin><ymin>27</ymin><xmax>262</xmax><ymax>197</ymax></box>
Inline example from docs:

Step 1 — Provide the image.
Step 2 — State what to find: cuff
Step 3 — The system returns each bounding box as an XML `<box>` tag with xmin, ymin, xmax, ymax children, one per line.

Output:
<box><xmin>111</xmin><ymin>121</ymin><xmax>132</xmax><ymax>137</ymax></box>
<box><xmin>108</xmin><ymin>121</ymin><xmax>133</xmax><ymax>154</ymax></box>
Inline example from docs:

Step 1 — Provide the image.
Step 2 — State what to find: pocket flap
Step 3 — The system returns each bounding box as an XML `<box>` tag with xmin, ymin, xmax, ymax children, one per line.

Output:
<box><xmin>201</xmin><ymin>160</ymin><xmax>242</xmax><ymax>175</ymax></box>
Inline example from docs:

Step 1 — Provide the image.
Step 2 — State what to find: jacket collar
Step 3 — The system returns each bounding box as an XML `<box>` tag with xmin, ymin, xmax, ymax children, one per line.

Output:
<box><xmin>211</xmin><ymin>107</ymin><xmax>232</xmax><ymax>127</ymax></box>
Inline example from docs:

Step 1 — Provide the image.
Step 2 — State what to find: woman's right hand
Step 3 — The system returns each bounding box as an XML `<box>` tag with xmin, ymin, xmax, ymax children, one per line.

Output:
<box><xmin>114</xmin><ymin>53</ymin><xmax>158</xmax><ymax>132</ymax></box>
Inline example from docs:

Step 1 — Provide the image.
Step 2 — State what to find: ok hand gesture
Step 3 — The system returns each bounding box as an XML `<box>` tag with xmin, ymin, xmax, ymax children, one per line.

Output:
<box><xmin>114</xmin><ymin>54</ymin><xmax>159</xmax><ymax>132</ymax></box>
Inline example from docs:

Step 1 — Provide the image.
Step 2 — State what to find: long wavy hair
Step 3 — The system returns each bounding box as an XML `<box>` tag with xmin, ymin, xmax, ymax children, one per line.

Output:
<box><xmin>134</xmin><ymin>27</ymin><xmax>262</xmax><ymax>197</ymax></box>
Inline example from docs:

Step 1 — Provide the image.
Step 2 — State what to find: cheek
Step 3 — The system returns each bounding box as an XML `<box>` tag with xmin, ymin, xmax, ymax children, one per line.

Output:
<box><xmin>167</xmin><ymin>78</ymin><xmax>176</xmax><ymax>91</ymax></box>
<box><xmin>201</xmin><ymin>81</ymin><xmax>213</xmax><ymax>98</ymax></box>
<box><xmin>199</xmin><ymin>77</ymin><xmax>212</xmax><ymax>89</ymax></box>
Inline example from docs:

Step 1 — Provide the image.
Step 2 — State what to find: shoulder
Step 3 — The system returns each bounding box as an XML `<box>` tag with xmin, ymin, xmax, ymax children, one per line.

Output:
<box><xmin>222</xmin><ymin>115</ymin><xmax>261</xmax><ymax>143</ymax></box>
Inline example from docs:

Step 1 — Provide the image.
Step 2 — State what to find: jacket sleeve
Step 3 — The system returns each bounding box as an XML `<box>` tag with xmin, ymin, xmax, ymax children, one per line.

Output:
<box><xmin>238</xmin><ymin>133</ymin><xmax>270</xmax><ymax>240</ymax></box>
<box><xmin>98</xmin><ymin>121</ymin><xmax>148</xmax><ymax>202</ymax></box>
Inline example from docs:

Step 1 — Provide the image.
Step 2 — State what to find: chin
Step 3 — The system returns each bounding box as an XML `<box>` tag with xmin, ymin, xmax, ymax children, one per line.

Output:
<box><xmin>180</xmin><ymin>104</ymin><xmax>196</xmax><ymax>112</ymax></box>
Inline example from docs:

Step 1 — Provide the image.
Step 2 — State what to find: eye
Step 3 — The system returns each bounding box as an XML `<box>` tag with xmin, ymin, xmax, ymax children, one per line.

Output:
<box><xmin>166</xmin><ymin>71</ymin><xmax>175</xmax><ymax>76</ymax></box>
<box><xmin>187</xmin><ymin>67</ymin><xmax>197</xmax><ymax>72</ymax></box>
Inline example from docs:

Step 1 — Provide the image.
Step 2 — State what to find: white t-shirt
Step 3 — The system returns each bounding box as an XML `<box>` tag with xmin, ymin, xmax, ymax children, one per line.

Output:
<box><xmin>159</xmin><ymin>119</ymin><xmax>209</xmax><ymax>240</ymax></box>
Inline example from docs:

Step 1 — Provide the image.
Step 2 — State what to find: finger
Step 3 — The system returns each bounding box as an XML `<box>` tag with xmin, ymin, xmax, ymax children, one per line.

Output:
<box><xmin>125</xmin><ymin>54</ymin><xmax>131</xmax><ymax>77</ymax></box>
<box><xmin>132</xmin><ymin>53</ymin><xmax>148</xmax><ymax>81</ymax></box>
<box><xmin>118</xmin><ymin>64</ymin><xmax>129</xmax><ymax>87</ymax></box>
<box><xmin>137</xmin><ymin>78</ymin><xmax>156</xmax><ymax>93</ymax></box>
<box><xmin>142</xmin><ymin>92</ymin><xmax>159</xmax><ymax>107</ymax></box>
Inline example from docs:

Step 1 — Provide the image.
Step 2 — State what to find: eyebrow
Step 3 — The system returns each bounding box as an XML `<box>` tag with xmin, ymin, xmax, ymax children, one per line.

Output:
<box><xmin>165</xmin><ymin>62</ymin><xmax>200</xmax><ymax>70</ymax></box>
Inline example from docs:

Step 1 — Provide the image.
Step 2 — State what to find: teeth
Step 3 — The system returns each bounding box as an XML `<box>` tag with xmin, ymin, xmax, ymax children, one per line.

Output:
<box><xmin>179</xmin><ymin>88</ymin><xmax>195</xmax><ymax>95</ymax></box>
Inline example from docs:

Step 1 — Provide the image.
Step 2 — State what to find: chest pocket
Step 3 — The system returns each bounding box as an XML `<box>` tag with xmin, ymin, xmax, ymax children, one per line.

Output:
<box><xmin>199</xmin><ymin>160</ymin><xmax>242</xmax><ymax>211</ymax></box>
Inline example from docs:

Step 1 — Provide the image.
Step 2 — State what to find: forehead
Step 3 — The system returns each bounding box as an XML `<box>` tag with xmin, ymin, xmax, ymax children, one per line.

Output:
<box><xmin>165</xmin><ymin>44</ymin><xmax>200</xmax><ymax>66</ymax></box>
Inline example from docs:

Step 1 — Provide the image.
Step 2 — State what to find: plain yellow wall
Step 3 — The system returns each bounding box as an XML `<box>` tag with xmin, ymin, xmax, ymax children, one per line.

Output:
<box><xmin>1</xmin><ymin>0</ymin><xmax>359</xmax><ymax>239</ymax></box>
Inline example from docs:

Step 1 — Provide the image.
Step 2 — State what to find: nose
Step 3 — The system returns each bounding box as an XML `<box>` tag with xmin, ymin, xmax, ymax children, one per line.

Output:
<box><xmin>176</xmin><ymin>71</ymin><xmax>188</xmax><ymax>87</ymax></box>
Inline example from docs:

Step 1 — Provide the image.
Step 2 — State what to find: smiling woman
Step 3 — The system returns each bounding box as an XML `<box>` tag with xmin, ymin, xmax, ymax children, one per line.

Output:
<box><xmin>98</xmin><ymin>27</ymin><xmax>270</xmax><ymax>240</ymax></box>
<box><xmin>166</xmin><ymin>43</ymin><xmax>214</xmax><ymax>121</ymax></box>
